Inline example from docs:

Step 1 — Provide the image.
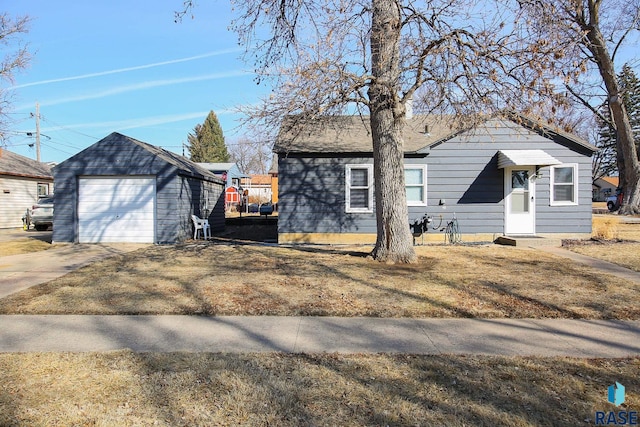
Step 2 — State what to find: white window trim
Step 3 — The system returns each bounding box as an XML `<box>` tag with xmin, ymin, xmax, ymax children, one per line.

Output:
<box><xmin>405</xmin><ymin>165</ymin><xmax>428</xmax><ymax>206</ymax></box>
<box><xmin>345</xmin><ymin>164</ymin><xmax>374</xmax><ymax>213</ymax></box>
<box><xmin>550</xmin><ymin>163</ymin><xmax>578</xmax><ymax>206</ymax></box>
<box><xmin>37</xmin><ymin>183</ymin><xmax>50</xmax><ymax>197</ymax></box>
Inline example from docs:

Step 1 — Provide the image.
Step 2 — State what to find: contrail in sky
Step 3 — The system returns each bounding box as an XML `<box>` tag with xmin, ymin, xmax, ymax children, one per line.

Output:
<box><xmin>12</xmin><ymin>48</ymin><xmax>243</xmax><ymax>89</ymax></box>
<box><xmin>32</xmin><ymin>70</ymin><xmax>249</xmax><ymax>108</ymax></box>
<box><xmin>41</xmin><ymin>109</ymin><xmax>235</xmax><ymax>132</ymax></box>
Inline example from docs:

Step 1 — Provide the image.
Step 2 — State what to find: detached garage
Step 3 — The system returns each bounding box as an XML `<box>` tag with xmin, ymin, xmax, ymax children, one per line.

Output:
<box><xmin>53</xmin><ymin>132</ymin><xmax>225</xmax><ymax>244</ymax></box>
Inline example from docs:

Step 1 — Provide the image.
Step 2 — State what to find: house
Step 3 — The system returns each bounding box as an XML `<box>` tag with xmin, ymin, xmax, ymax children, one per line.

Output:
<box><xmin>53</xmin><ymin>132</ymin><xmax>225</xmax><ymax>244</ymax></box>
<box><xmin>198</xmin><ymin>162</ymin><xmax>249</xmax><ymax>210</ymax></box>
<box><xmin>0</xmin><ymin>149</ymin><xmax>54</xmax><ymax>229</ymax></box>
<box><xmin>274</xmin><ymin>113</ymin><xmax>596</xmax><ymax>244</ymax></box>
<box><xmin>593</xmin><ymin>176</ymin><xmax>618</xmax><ymax>202</ymax></box>
<box><xmin>240</xmin><ymin>174</ymin><xmax>273</xmax><ymax>204</ymax></box>
<box><xmin>269</xmin><ymin>155</ymin><xmax>279</xmax><ymax>208</ymax></box>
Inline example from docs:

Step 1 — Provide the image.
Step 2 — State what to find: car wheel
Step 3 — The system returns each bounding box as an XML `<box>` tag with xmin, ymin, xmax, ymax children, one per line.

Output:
<box><xmin>607</xmin><ymin>201</ymin><xmax>616</xmax><ymax>211</ymax></box>
<box><xmin>34</xmin><ymin>224</ymin><xmax>47</xmax><ymax>231</ymax></box>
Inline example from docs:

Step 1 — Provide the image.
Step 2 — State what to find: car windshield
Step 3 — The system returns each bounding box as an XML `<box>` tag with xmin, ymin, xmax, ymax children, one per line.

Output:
<box><xmin>38</xmin><ymin>197</ymin><xmax>54</xmax><ymax>205</ymax></box>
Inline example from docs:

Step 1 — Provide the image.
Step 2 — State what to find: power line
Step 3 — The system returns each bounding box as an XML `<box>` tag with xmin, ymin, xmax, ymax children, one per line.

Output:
<box><xmin>40</xmin><ymin>140</ymin><xmax>75</xmax><ymax>157</ymax></box>
<box><xmin>39</xmin><ymin>115</ymin><xmax>99</xmax><ymax>141</ymax></box>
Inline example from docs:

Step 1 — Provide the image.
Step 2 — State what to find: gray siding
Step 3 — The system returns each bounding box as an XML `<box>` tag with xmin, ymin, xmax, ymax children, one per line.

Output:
<box><xmin>278</xmin><ymin>119</ymin><xmax>593</xmax><ymax>237</ymax></box>
<box><xmin>278</xmin><ymin>156</ymin><xmax>377</xmax><ymax>234</ymax></box>
<box><xmin>172</xmin><ymin>175</ymin><xmax>225</xmax><ymax>242</ymax></box>
<box><xmin>53</xmin><ymin>136</ymin><xmax>224</xmax><ymax>243</ymax></box>
<box><xmin>427</xmin><ymin>130</ymin><xmax>592</xmax><ymax>235</ymax></box>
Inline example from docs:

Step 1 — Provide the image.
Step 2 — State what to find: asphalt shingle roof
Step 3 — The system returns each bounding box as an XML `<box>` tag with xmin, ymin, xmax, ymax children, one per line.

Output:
<box><xmin>0</xmin><ymin>149</ymin><xmax>53</xmax><ymax>180</ymax></box>
<box><xmin>273</xmin><ymin>112</ymin><xmax>596</xmax><ymax>154</ymax></box>
<box><xmin>102</xmin><ymin>132</ymin><xmax>223</xmax><ymax>182</ymax></box>
<box><xmin>274</xmin><ymin>115</ymin><xmax>455</xmax><ymax>154</ymax></box>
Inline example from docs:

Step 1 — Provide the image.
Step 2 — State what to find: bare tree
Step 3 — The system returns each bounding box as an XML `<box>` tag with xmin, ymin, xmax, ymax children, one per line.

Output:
<box><xmin>516</xmin><ymin>0</ymin><xmax>640</xmax><ymax>213</ymax></box>
<box><xmin>0</xmin><ymin>13</ymin><xmax>30</xmax><ymax>142</ymax></box>
<box><xmin>228</xmin><ymin>136</ymin><xmax>272</xmax><ymax>174</ymax></box>
<box><xmin>179</xmin><ymin>0</ymin><xmax>533</xmax><ymax>262</ymax></box>
<box><xmin>180</xmin><ymin>0</ymin><xmax>639</xmax><ymax>255</ymax></box>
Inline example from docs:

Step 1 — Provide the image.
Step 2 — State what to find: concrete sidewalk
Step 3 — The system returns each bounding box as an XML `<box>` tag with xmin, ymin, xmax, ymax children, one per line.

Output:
<box><xmin>0</xmin><ymin>243</ymin><xmax>147</xmax><ymax>298</ymax></box>
<box><xmin>1</xmin><ymin>232</ymin><xmax>639</xmax><ymax>357</ymax></box>
<box><xmin>0</xmin><ymin>315</ymin><xmax>638</xmax><ymax>356</ymax></box>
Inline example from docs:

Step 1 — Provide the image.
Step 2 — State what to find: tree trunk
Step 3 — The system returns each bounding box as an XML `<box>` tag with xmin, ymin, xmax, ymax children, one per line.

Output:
<box><xmin>585</xmin><ymin>0</ymin><xmax>640</xmax><ymax>214</ymax></box>
<box><xmin>368</xmin><ymin>0</ymin><xmax>417</xmax><ymax>263</ymax></box>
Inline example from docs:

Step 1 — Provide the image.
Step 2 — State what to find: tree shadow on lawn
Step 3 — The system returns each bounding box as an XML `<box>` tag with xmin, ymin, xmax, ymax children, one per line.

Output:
<box><xmin>1</xmin><ymin>240</ymin><xmax>636</xmax><ymax>319</ymax></box>
<box><xmin>23</xmin><ymin>229</ymin><xmax>52</xmax><ymax>243</ymax></box>
<box><xmin>3</xmin><ymin>349</ymin><xmax>636</xmax><ymax>426</ymax></box>
<box><xmin>274</xmin><ymin>243</ymin><xmax>630</xmax><ymax>319</ymax></box>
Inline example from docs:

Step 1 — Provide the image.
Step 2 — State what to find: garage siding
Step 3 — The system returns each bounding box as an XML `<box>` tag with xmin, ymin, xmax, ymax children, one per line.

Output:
<box><xmin>52</xmin><ymin>133</ymin><xmax>224</xmax><ymax>244</ymax></box>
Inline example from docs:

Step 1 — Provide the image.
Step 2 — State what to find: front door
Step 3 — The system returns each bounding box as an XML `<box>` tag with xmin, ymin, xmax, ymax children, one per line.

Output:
<box><xmin>505</xmin><ymin>167</ymin><xmax>535</xmax><ymax>235</ymax></box>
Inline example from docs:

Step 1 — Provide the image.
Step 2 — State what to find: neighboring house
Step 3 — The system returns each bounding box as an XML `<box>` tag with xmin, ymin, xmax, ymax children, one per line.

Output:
<box><xmin>53</xmin><ymin>132</ymin><xmax>225</xmax><ymax>244</ymax></box>
<box><xmin>240</xmin><ymin>174</ymin><xmax>273</xmax><ymax>204</ymax></box>
<box><xmin>197</xmin><ymin>162</ymin><xmax>247</xmax><ymax>188</ymax></box>
<box><xmin>274</xmin><ymin>113</ymin><xmax>596</xmax><ymax>244</ymax></box>
<box><xmin>0</xmin><ymin>149</ymin><xmax>53</xmax><ymax>229</ymax></box>
<box><xmin>198</xmin><ymin>162</ymin><xmax>249</xmax><ymax>210</ymax></box>
<box><xmin>593</xmin><ymin>176</ymin><xmax>618</xmax><ymax>202</ymax></box>
<box><xmin>269</xmin><ymin>155</ymin><xmax>279</xmax><ymax>208</ymax></box>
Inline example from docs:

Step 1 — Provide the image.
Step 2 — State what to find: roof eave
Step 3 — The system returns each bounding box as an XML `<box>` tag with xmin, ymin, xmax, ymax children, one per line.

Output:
<box><xmin>0</xmin><ymin>171</ymin><xmax>53</xmax><ymax>180</ymax></box>
<box><xmin>502</xmin><ymin>110</ymin><xmax>597</xmax><ymax>153</ymax></box>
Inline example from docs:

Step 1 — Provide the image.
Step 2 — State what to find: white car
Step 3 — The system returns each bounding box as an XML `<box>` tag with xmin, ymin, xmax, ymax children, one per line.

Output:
<box><xmin>30</xmin><ymin>196</ymin><xmax>54</xmax><ymax>231</ymax></box>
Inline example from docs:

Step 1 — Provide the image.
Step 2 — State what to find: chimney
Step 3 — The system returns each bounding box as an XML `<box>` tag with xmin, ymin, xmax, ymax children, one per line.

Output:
<box><xmin>405</xmin><ymin>97</ymin><xmax>413</xmax><ymax>120</ymax></box>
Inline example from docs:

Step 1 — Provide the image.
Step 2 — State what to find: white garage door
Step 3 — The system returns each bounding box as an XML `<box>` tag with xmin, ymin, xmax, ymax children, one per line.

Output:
<box><xmin>78</xmin><ymin>177</ymin><xmax>155</xmax><ymax>243</ymax></box>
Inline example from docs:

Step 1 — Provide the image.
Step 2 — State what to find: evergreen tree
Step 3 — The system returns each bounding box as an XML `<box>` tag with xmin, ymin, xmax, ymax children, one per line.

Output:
<box><xmin>595</xmin><ymin>65</ymin><xmax>640</xmax><ymax>181</ymax></box>
<box><xmin>187</xmin><ymin>111</ymin><xmax>229</xmax><ymax>163</ymax></box>
<box><xmin>595</xmin><ymin>105</ymin><xmax>618</xmax><ymax>180</ymax></box>
<box><xmin>619</xmin><ymin>64</ymin><xmax>640</xmax><ymax>157</ymax></box>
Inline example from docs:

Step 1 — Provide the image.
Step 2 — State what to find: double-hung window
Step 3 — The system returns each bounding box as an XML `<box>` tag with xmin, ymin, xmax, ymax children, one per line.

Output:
<box><xmin>405</xmin><ymin>165</ymin><xmax>427</xmax><ymax>206</ymax></box>
<box><xmin>345</xmin><ymin>164</ymin><xmax>373</xmax><ymax>213</ymax></box>
<box><xmin>37</xmin><ymin>183</ymin><xmax>49</xmax><ymax>197</ymax></box>
<box><xmin>550</xmin><ymin>164</ymin><xmax>578</xmax><ymax>205</ymax></box>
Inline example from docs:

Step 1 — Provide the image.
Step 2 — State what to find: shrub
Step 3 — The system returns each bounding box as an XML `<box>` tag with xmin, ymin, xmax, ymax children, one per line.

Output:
<box><xmin>592</xmin><ymin>216</ymin><xmax>619</xmax><ymax>240</ymax></box>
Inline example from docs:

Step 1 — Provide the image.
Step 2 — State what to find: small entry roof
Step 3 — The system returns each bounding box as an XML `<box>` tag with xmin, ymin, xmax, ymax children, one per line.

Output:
<box><xmin>497</xmin><ymin>150</ymin><xmax>562</xmax><ymax>169</ymax></box>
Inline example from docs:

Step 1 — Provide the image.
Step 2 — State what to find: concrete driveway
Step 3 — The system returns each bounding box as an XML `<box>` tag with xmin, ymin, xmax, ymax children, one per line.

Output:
<box><xmin>0</xmin><ymin>229</ymin><xmax>148</xmax><ymax>298</ymax></box>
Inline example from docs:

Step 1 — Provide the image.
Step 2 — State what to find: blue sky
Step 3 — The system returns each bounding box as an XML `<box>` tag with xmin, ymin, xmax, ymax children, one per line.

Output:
<box><xmin>3</xmin><ymin>0</ymin><xmax>268</xmax><ymax>163</ymax></box>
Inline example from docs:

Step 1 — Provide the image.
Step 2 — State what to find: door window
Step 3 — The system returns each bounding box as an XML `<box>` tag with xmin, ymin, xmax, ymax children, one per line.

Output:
<box><xmin>511</xmin><ymin>170</ymin><xmax>529</xmax><ymax>213</ymax></box>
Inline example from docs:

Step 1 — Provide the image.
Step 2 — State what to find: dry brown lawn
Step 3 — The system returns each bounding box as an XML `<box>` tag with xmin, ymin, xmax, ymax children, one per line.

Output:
<box><xmin>0</xmin><ymin>238</ymin><xmax>52</xmax><ymax>257</ymax></box>
<box><xmin>1</xmin><ymin>241</ymin><xmax>638</xmax><ymax>319</ymax></box>
<box><xmin>566</xmin><ymin>241</ymin><xmax>640</xmax><ymax>273</ymax></box>
<box><xmin>1</xmin><ymin>221</ymin><xmax>639</xmax><ymax>426</ymax></box>
<box><xmin>0</xmin><ymin>351</ymin><xmax>637</xmax><ymax>426</ymax></box>
<box><xmin>564</xmin><ymin>217</ymin><xmax>640</xmax><ymax>272</ymax></box>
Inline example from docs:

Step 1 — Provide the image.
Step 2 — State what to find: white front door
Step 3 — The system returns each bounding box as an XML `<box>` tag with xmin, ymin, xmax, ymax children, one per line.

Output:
<box><xmin>505</xmin><ymin>167</ymin><xmax>535</xmax><ymax>235</ymax></box>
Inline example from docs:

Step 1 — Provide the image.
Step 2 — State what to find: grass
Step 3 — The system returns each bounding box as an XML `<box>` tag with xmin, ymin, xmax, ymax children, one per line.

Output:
<box><xmin>0</xmin><ymin>351</ymin><xmax>637</xmax><ymax>426</ymax></box>
<box><xmin>563</xmin><ymin>217</ymin><xmax>640</xmax><ymax>272</ymax></box>
<box><xmin>0</xmin><ymin>241</ymin><xmax>638</xmax><ymax>319</ymax></box>
<box><xmin>0</xmin><ymin>238</ymin><xmax>52</xmax><ymax>257</ymax></box>
<box><xmin>565</xmin><ymin>240</ymin><xmax>640</xmax><ymax>273</ymax></box>
<box><xmin>1</xmin><ymin>219</ymin><xmax>639</xmax><ymax>426</ymax></box>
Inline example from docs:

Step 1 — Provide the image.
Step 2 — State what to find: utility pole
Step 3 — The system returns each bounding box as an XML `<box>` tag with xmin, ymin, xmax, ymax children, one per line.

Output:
<box><xmin>35</xmin><ymin>102</ymin><xmax>41</xmax><ymax>162</ymax></box>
